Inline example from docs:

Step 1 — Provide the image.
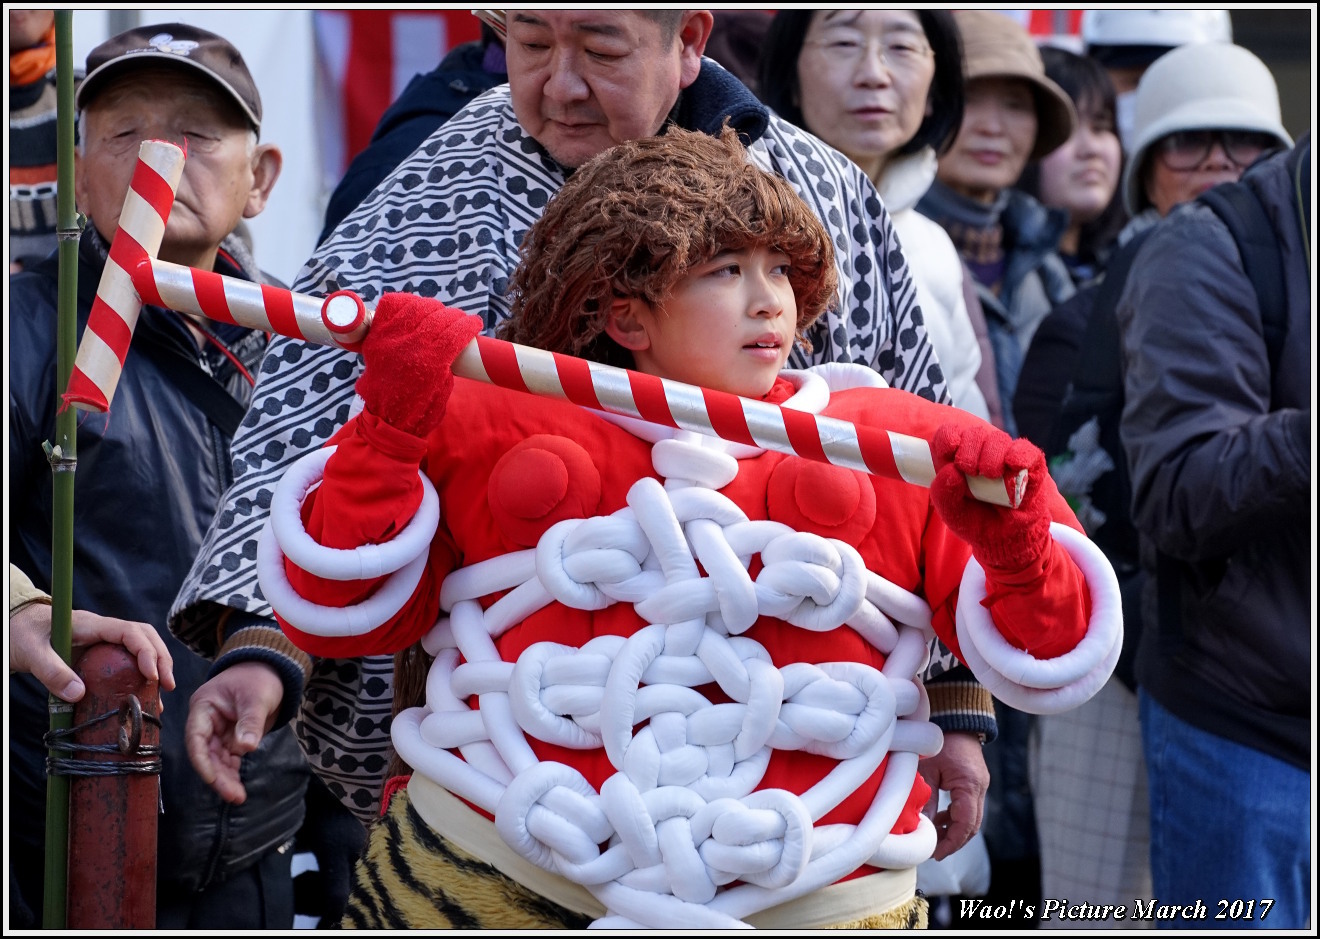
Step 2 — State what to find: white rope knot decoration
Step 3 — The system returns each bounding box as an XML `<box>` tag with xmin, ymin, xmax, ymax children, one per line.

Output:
<box><xmin>260</xmin><ymin>382</ymin><xmax>1124</xmax><ymax>928</ymax></box>
<box><xmin>401</xmin><ymin>432</ymin><xmax>946</xmax><ymax>929</ymax></box>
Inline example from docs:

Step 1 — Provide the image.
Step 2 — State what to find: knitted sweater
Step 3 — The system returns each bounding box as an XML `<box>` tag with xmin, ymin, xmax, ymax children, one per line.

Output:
<box><xmin>9</xmin><ymin>66</ymin><xmax>65</xmax><ymax>268</ymax></box>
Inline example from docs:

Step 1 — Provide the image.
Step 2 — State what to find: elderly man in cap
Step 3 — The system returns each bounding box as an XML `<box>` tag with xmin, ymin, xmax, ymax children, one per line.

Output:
<box><xmin>7</xmin><ymin>22</ymin><xmax>308</xmax><ymax>929</ymax></box>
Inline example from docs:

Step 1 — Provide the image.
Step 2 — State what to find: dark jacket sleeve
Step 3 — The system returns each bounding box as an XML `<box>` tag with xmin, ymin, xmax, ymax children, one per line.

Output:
<box><xmin>1116</xmin><ymin>203</ymin><xmax>1310</xmax><ymax>562</ymax></box>
<box><xmin>7</xmin><ymin>273</ymin><xmax>61</xmax><ymax>581</ymax></box>
<box><xmin>318</xmin><ymin>41</ymin><xmax>505</xmax><ymax>244</ymax></box>
<box><xmin>1013</xmin><ymin>285</ymin><xmax>1095</xmax><ymax>452</ymax></box>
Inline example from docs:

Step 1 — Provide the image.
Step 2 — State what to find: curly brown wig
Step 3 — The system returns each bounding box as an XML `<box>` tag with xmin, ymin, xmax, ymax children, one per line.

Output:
<box><xmin>499</xmin><ymin>124</ymin><xmax>839</xmax><ymax>369</ymax></box>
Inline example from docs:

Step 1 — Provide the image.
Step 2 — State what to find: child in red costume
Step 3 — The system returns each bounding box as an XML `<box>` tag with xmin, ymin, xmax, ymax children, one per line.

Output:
<box><xmin>259</xmin><ymin>127</ymin><xmax>1121</xmax><ymax>929</ymax></box>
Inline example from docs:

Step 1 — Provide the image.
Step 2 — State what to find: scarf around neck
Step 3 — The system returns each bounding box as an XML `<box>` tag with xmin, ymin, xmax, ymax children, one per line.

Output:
<box><xmin>918</xmin><ymin>179</ymin><xmax>1011</xmax><ymax>291</ymax></box>
<box><xmin>10</xmin><ymin>24</ymin><xmax>57</xmax><ymax>86</ymax></box>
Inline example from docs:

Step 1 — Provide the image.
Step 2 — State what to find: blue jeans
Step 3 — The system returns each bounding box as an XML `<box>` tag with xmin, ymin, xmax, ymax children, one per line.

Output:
<box><xmin>1140</xmin><ymin>691</ymin><xmax>1310</xmax><ymax>929</ymax></box>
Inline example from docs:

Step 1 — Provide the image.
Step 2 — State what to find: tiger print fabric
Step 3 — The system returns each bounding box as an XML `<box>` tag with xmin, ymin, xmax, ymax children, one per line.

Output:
<box><xmin>345</xmin><ymin>788</ymin><xmax>929</xmax><ymax>929</ymax></box>
<box><xmin>343</xmin><ymin>793</ymin><xmax>592</xmax><ymax>929</ymax></box>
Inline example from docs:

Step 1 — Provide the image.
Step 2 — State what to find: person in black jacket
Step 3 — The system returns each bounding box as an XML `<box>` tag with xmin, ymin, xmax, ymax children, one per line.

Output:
<box><xmin>1118</xmin><ymin>133</ymin><xmax>1310</xmax><ymax>930</ymax></box>
<box><xmin>6</xmin><ymin>23</ymin><xmax>311</xmax><ymax>929</ymax></box>
<box><xmin>317</xmin><ymin>23</ymin><xmax>507</xmax><ymax>245</ymax></box>
<box><xmin>1012</xmin><ymin>40</ymin><xmax>1293</xmax><ymax>925</ymax></box>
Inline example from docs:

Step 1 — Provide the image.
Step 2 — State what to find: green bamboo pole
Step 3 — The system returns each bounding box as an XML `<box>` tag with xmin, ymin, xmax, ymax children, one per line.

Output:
<box><xmin>44</xmin><ymin>9</ymin><xmax>80</xmax><ymax>929</ymax></box>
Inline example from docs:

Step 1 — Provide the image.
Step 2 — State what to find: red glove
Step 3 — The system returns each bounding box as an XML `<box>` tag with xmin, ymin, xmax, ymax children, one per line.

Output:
<box><xmin>929</xmin><ymin>422</ymin><xmax>1052</xmax><ymax>578</ymax></box>
<box><xmin>354</xmin><ymin>292</ymin><xmax>484</xmax><ymax>437</ymax></box>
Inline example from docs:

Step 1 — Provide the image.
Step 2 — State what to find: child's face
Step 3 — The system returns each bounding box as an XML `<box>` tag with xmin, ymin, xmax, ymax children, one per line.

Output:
<box><xmin>608</xmin><ymin>245</ymin><xmax>798</xmax><ymax>398</ymax></box>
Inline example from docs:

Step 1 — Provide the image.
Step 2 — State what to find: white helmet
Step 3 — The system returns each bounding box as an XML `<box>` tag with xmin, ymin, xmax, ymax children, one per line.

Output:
<box><xmin>1082</xmin><ymin>10</ymin><xmax>1232</xmax><ymax>50</ymax></box>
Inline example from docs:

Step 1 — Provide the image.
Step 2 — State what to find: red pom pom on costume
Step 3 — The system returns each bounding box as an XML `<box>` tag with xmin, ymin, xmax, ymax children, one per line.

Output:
<box><xmin>767</xmin><ymin>458</ymin><xmax>876</xmax><ymax>544</ymax></box>
<box><xmin>354</xmin><ymin>292</ymin><xmax>483</xmax><ymax>436</ymax></box>
<box><xmin>488</xmin><ymin>435</ymin><xmax>602</xmax><ymax>547</ymax></box>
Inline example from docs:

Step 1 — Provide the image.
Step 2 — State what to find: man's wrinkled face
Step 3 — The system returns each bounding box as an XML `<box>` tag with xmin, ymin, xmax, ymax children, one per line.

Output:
<box><xmin>505</xmin><ymin>11</ymin><xmax>694</xmax><ymax>169</ymax></box>
<box><xmin>75</xmin><ymin>68</ymin><xmax>262</xmax><ymax>266</ymax></box>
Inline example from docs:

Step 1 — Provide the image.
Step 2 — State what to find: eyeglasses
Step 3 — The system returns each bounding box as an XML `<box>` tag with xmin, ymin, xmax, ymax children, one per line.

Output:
<box><xmin>803</xmin><ymin>32</ymin><xmax>933</xmax><ymax>71</ymax></box>
<box><xmin>1155</xmin><ymin>129</ymin><xmax>1280</xmax><ymax>170</ymax></box>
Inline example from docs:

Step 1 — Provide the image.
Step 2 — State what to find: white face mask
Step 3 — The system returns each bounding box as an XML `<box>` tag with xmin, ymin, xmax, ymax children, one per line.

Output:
<box><xmin>1115</xmin><ymin>90</ymin><xmax>1138</xmax><ymax>155</ymax></box>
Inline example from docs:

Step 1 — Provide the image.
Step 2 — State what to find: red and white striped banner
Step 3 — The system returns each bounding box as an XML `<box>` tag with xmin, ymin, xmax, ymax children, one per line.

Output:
<box><xmin>997</xmin><ymin>8</ymin><xmax>1086</xmax><ymax>50</ymax></box>
<box><xmin>312</xmin><ymin>10</ymin><xmax>482</xmax><ymax>185</ymax></box>
<box><xmin>65</xmin><ymin>139</ymin><xmax>1024</xmax><ymax>508</ymax></box>
<box><xmin>64</xmin><ymin>139</ymin><xmax>185</xmax><ymax>413</ymax></box>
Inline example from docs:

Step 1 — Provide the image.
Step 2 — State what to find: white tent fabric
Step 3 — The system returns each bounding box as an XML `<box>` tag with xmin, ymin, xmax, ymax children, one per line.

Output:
<box><xmin>72</xmin><ymin>10</ymin><xmax>327</xmax><ymax>286</ymax></box>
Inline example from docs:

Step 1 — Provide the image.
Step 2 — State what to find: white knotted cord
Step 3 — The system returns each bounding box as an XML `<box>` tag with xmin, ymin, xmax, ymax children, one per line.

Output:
<box><xmin>263</xmin><ymin>368</ymin><xmax>1121</xmax><ymax>928</ymax></box>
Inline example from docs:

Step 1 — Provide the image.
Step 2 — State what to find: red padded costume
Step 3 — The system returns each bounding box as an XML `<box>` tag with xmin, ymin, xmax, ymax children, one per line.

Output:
<box><xmin>276</xmin><ymin>374</ymin><xmax>1094</xmax><ymax>851</ymax></box>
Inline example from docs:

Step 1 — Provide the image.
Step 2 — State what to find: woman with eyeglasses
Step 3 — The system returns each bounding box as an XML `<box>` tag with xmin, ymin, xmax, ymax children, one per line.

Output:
<box><xmin>1017</xmin><ymin>38</ymin><xmax>1292</xmax><ymax>462</ymax></box>
<box><xmin>759</xmin><ymin>10</ymin><xmax>1001</xmax><ymax>428</ymax></box>
<box><xmin>1123</xmin><ymin>45</ymin><xmax>1290</xmax><ymax>224</ymax></box>
<box><xmin>1011</xmin><ymin>39</ymin><xmax>1291</xmax><ymax>928</ymax></box>
<box><xmin>758</xmin><ymin>11</ymin><xmax>1009</xmax><ymax>918</ymax></box>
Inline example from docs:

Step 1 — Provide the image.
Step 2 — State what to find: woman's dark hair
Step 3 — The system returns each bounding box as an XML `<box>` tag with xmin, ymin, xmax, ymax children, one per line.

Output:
<box><xmin>1040</xmin><ymin>45</ymin><xmax>1117</xmax><ymax>143</ymax></box>
<box><xmin>757</xmin><ymin>10</ymin><xmax>965</xmax><ymax>159</ymax></box>
<box><xmin>1018</xmin><ymin>46</ymin><xmax>1129</xmax><ymax>267</ymax></box>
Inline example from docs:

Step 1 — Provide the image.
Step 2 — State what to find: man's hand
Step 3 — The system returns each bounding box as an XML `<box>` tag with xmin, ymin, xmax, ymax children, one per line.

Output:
<box><xmin>9</xmin><ymin>603</ymin><xmax>176</xmax><ymax>704</ymax></box>
<box><xmin>185</xmin><ymin>662</ymin><xmax>284</xmax><ymax>804</ymax></box>
<box><xmin>918</xmin><ymin>730</ymin><xmax>990</xmax><ymax>861</ymax></box>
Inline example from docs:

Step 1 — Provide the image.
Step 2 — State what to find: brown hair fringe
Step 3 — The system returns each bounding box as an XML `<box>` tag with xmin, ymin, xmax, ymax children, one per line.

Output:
<box><xmin>498</xmin><ymin>124</ymin><xmax>838</xmax><ymax>369</ymax></box>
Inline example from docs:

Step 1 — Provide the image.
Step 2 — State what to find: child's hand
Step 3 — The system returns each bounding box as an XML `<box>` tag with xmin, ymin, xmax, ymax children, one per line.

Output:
<box><xmin>355</xmin><ymin>293</ymin><xmax>483</xmax><ymax>436</ymax></box>
<box><xmin>929</xmin><ymin>422</ymin><xmax>1051</xmax><ymax>576</ymax></box>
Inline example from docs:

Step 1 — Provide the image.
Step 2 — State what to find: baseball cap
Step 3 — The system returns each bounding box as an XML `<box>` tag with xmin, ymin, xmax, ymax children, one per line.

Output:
<box><xmin>77</xmin><ymin>23</ymin><xmax>262</xmax><ymax>134</ymax></box>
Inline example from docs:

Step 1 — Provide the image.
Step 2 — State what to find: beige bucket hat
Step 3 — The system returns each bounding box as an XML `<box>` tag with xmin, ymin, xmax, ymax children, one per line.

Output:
<box><xmin>953</xmin><ymin>9</ymin><xmax>1078</xmax><ymax>159</ymax></box>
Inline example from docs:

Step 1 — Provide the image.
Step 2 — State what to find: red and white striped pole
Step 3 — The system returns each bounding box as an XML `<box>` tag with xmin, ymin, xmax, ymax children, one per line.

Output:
<box><xmin>64</xmin><ymin>140</ymin><xmax>185</xmax><ymax>413</ymax></box>
<box><xmin>63</xmin><ymin>140</ymin><xmax>1025</xmax><ymax>508</ymax></box>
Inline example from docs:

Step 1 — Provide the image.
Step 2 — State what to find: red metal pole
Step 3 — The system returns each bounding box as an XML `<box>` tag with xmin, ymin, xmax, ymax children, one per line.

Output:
<box><xmin>66</xmin><ymin>642</ymin><xmax>160</xmax><ymax>929</ymax></box>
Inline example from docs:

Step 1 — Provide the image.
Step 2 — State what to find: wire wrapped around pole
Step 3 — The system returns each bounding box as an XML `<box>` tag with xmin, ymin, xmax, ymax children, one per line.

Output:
<box><xmin>64</xmin><ymin>644</ymin><xmax>161</xmax><ymax>929</ymax></box>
